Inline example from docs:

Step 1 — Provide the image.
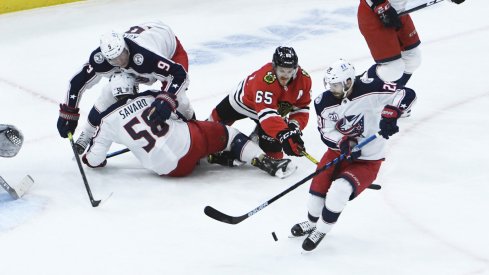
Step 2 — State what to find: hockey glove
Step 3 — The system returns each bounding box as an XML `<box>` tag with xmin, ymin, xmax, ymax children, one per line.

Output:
<box><xmin>148</xmin><ymin>92</ymin><xmax>178</xmax><ymax>124</ymax></box>
<box><xmin>82</xmin><ymin>154</ymin><xmax>107</xmax><ymax>168</ymax></box>
<box><xmin>372</xmin><ymin>0</ymin><xmax>402</xmax><ymax>30</ymax></box>
<box><xmin>338</xmin><ymin>136</ymin><xmax>361</xmax><ymax>161</ymax></box>
<box><xmin>451</xmin><ymin>0</ymin><xmax>464</xmax><ymax>4</ymax></box>
<box><xmin>57</xmin><ymin>104</ymin><xmax>80</xmax><ymax>138</ymax></box>
<box><xmin>379</xmin><ymin>105</ymin><xmax>402</xmax><ymax>139</ymax></box>
<box><xmin>277</xmin><ymin>128</ymin><xmax>305</xmax><ymax>157</ymax></box>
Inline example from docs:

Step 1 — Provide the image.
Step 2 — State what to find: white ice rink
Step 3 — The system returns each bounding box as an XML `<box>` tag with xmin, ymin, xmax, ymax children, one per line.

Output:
<box><xmin>1</xmin><ymin>0</ymin><xmax>488</xmax><ymax>274</ymax></box>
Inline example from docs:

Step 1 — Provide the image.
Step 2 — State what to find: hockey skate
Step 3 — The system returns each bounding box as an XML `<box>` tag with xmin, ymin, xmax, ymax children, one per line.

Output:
<box><xmin>75</xmin><ymin>131</ymin><xmax>93</xmax><ymax>155</ymax></box>
<box><xmin>251</xmin><ymin>154</ymin><xmax>297</xmax><ymax>179</ymax></box>
<box><xmin>207</xmin><ymin>151</ymin><xmax>245</xmax><ymax>167</ymax></box>
<box><xmin>291</xmin><ymin>221</ymin><xmax>316</xmax><ymax>237</ymax></box>
<box><xmin>302</xmin><ymin>229</ymin><xmax>326</xmax><ymax>251</ymax></box>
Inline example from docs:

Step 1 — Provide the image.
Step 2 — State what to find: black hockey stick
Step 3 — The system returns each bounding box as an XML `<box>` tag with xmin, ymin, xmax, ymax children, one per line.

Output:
<box><xmin>68</xmin><ymin>132</ymin><xmax>101</xmax><ymax>207</ymax></box>
<box><xmin>107</xmin><ymin>148</ymin><xmax>130</xmax><ymax>159</ymax></box>
<box><xmin>399</xmin><ymin>0</ymin><xmax>445</xmax><ymax>16</ymax></box>
<box><xmin>204</xmin><ymin>133</ymin><xmax>381</xmax><ymax>224</ymax></box>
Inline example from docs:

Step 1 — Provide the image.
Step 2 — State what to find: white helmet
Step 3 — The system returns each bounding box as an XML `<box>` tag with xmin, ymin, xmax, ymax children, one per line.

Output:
<box><xmin>323</xmin><ymin>58</ymin><xmax>355</xmax><ymax>91</ymax></box>
<box><xmin>100</xmin><ymin>32</ymin><xmax>126</xmax><ymax>60</ymax></box>
<box><xmin>110</xmin><ymin>72</ymin><xmax>137</xmax><ymax>98</ymax></box>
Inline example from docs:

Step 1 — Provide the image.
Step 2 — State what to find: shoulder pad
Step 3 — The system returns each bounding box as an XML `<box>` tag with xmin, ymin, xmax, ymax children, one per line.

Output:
<box><xmin>301</xmin><ymin>68</ymin><xmax>310</xmax><ymax>78</ymax></box>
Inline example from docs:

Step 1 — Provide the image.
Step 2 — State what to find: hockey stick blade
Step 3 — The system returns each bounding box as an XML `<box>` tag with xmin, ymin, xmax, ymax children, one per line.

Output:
<box><xmin>204</xmin><ymin>206</ymin><xmax>248</xmax><ymax>224</ymax></box>
<box><xmin>0</xmin><ymin>175</ymin><xmax>34</xmax><ymax>199</ymax></box>
<box><xmin>369</xmin><ymin>184</ymin><xmax>381</xmax><ymax>190</ymax></box>
<box><xmin>91</xmin><ymin>199</ymin><xmax>101</xmax><ymax>207</ymax></box>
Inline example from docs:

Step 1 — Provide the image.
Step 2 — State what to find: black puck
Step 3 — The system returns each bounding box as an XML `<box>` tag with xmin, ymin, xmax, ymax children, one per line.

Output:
<box><xmin>271</xmin><ymin>232</ymin><xmax>278</xmax><ymax>241</ymax></box>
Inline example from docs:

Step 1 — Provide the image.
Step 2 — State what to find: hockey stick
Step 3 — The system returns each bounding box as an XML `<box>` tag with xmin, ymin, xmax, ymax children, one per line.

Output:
<box><xmin>301</xmin><ymin>151</ymin><xmax>319</xmax><ymax>164</ymax></box>
<box><xmin>204</xmin><ymin>132</ymin><xmax>381</xmax><ymax>224</ymax></box>
<box><xmin>301</xmin><ymin>150</ymin><xmax>381</xmax><ymax>190</ymax></box>
<box><xmin>0</xmin><ymin>175</ymin><xmax>34</xmax><ymax>199</ymax></box>
<box><xmin>68</xmin><ymin>132</ymin><xmax>101</xmax><ymax>207</ymax></box>
<box><xmin>107</xmin><ymin>148</ymin><xmax>130</xmax><ymax>159</ymax></box>
<box><xmin>399</xmin><ymin>0</ymin><xmax>445</xmax><ymax>16</ymax></box>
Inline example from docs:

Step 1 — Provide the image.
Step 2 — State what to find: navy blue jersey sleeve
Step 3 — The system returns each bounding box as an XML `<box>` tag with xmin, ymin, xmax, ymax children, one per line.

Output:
<box><xmin>66</xmin><ymin>48</ymin><xmax>115</xmax><ymax>108</ymax></box>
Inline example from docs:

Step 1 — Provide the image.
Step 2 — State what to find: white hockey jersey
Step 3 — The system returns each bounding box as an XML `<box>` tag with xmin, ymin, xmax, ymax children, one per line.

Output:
<box><xmin>65</xmin><ymin>21</ymin><xmax>188</xmax><ymax>108</ymax></box>
<box><xmin>314</xmin><ymin>69</ymin><xmax>416</xmax><ymax>160</ymax></box>
<box><xmin>85</xmin><ymin>91</ymin><xmax>191</xmax><ymax>175</ymax></box>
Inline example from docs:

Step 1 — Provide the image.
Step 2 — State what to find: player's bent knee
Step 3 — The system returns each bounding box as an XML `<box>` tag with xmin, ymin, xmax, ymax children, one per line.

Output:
<box><xmin>377</xmin><ymin>59</ymin><xmax>405</xmax><ymax>82</ymax></box>
<box><xmin>225</xmin><ymin>126</ymin><xmax>241</xmax><ymax>150</ymax></box>
<box><xmin>325</xmin><ymin>178</ymin><xmax>353</xmax><ymax>212</ymax></box>
<box><xmin>402</xmin><ymin>47</ymin><xmax>421</xmax><ymax>74</ymax></box>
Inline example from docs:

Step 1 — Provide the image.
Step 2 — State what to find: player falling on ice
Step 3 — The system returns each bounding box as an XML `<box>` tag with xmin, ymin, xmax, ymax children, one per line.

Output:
<box><xmin>82</xmin><ymin>73</ymin><xmax>297</xmax><ymax>178</ymax></box>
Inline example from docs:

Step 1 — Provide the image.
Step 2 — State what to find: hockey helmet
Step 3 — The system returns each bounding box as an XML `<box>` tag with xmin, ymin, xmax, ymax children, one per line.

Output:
<box><xmin>100</xmin><ymin>31</ymin><xmax>127</xmax><ymax>60</ymax></box>
<box><xmin>323</xmin><ymin>59</ymin><xmax>355</xmax><ymax>97</ymax></box>
<box><xmin>110</xmin><ymin>72</ymin><xmax>137</xmax><ymax>99</ymax></box>
<box><xmin>272</xmin><ymin>46</ymin><xmax>298</xmax><ymax>68</ymax></box>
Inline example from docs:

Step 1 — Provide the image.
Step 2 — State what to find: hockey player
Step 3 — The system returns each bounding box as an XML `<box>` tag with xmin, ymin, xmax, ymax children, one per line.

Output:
<box><xmin>57</xmin><ymin>20</ymin><xmax>195</xmax><ymax>152</ymax></box>
<box><xmin>82</xmin><ymin>73</ymin><xmax>297</xmax><ymax>179</ymax></box>
<box><xmin>358</xmin><ymin>0</ymin><xmax>464</xmax><ymax>86</ymax></box>
<box><xmin>208</xmin><ymin>46</ymin><xmax>312</xmax><ymax>162</ymax></box>
<box><xmin>290</xmin><ymin>59</ymin><xmax>416</xmax><ymax>251</ymax></box>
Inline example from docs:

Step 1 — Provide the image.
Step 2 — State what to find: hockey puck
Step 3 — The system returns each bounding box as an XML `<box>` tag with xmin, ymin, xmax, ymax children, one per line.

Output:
<box><xmin>271</xmin><ymin>232</ymin><xmax>278</xmax><ymax>241</ymax></box>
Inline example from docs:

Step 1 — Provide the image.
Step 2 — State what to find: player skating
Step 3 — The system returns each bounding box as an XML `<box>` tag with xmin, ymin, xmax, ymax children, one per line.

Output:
<box><xmin>290</xmin><ymin>59</ymin><xmax>416</xmax><ymax>251</ymax></box>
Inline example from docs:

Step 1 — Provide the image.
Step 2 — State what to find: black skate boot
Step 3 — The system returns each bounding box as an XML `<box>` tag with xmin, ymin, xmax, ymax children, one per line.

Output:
<box><xmin>302</xmin><ymin>229</ymin><xmax>326</xmax><ymax>251</ymax></box>
<box><xmin>291</xmin><ymin>221</ymin><xmax>316</xmax><ymax>237</ymax></box>
<box><xmin>207</xmin><ymin>151</ymin><xmax>244</xmax><ymax>167</ymax></box>
<box><xmin>251</xmin><ymin>154</ymin><xmax>296</xmax><ymax>178</ymax></box>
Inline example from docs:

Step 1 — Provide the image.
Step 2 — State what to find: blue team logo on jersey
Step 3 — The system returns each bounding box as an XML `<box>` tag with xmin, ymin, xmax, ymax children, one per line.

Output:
<box><xmin>335</xmin><ymin>114</ymin><xmax>364</xmax><ymax>137</ymax></box>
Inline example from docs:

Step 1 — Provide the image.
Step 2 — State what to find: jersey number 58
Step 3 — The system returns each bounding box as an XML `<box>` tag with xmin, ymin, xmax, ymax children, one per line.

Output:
<box><xmin>123</xmin><ymin>108</ymin><xmax>168</xmax><ymax>152</ymax></box>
